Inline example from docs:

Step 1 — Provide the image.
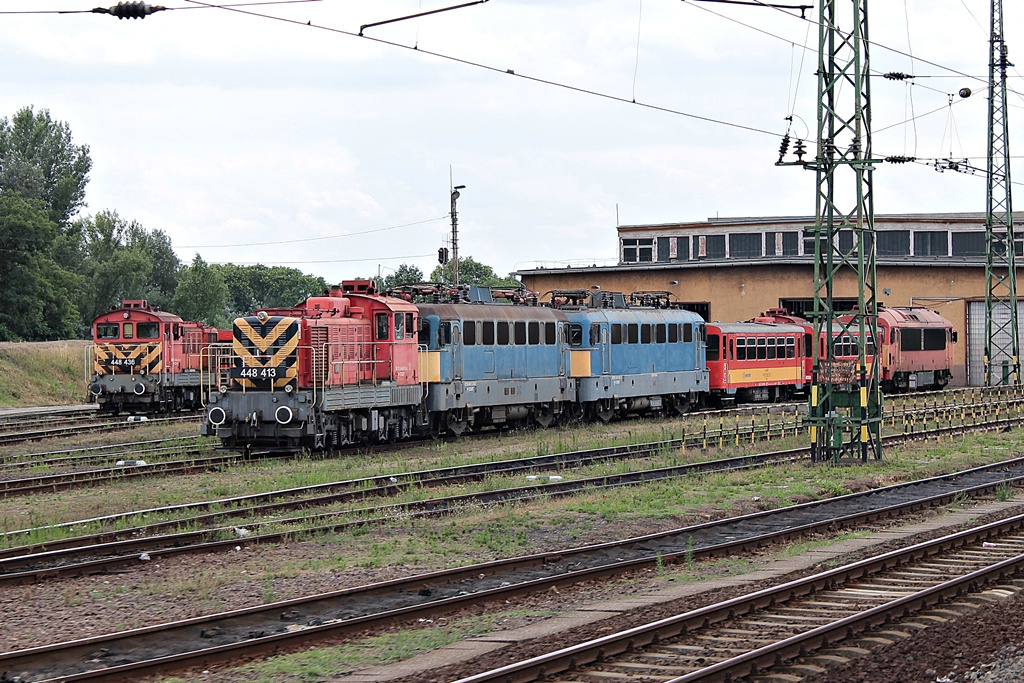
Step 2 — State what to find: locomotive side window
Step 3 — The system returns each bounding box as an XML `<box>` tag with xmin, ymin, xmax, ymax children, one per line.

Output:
<box><xmin>464</xmin><ymin>321</ymin><xmax>476</xmax><ymax>346</ymax></box>
<box><xmin>706</xmin><ymin>334</ymin><xmax>720</xmax><ymax>361</ymax></box>
<box><xmin>418</xmin><ymin>319</ymin><xmax>431</xmax><ymax>346</ymax></box>
<box><xmin>530</xmin><ymin>322</ymin><xmax>541</xmax><ymax>345</ymax></box>
<box><xmin>589</xmin><ymin>324</ymin><xmax>600</xmax><ymax>346</ymax></box>
<box><xmin>376</xmin><ymin>313</ymin><xmax>389</xmax><ymax>341</ymax></box>
<box><xmin>137</xmin><ymin>322</ymin><xmax>160</xmax><ymax>339</ymax></box>
<box><xmin>406</xmin><ymin>313</ymin><xmax>415</xmax><ymax>337</ymax></box>
<box><xmin>611</xmin><ymin>324</ymin><xmax>623</xmax><ymax>344</ymax></box>
<box><xmin>890</xmin><ymin>328</ymin><xmax>897</xmax><ymax>344</ymax></box>
<box><xmin>787</xmin><ymin>337</ymin><xmax>796</xmax><ymax>358</ymax></box>
<box><xmin>683</xmin><ymin>323</ymin><xmax>693</xmax><ymax>343</ymax></box>
<box><xmin>757</xmin><ymin>337</ymin><xmax>767</xmax><ymax>360</ymax></box>
<box><xmin>439</xmin><ymin>321</ymin><xmax>451</xmax><ymax>347</ymax></box>
<box><xmin>627</xmin><ymin>324</ymin><xmax>639</xmax><ymax>344</ymax></box>
<box><xmin>736</xmin><ymin>337</ymin><xmax>746</xmax><ymax>361</ymax></box>
<box><xmin>767</xmin><ymin>337</ymin><xmax>776</xmax><ymax>360</ymax></box>
<box><xmin>544</xmin><ymin>322</ymin><xmax>556</xmax><ymax>345</ymax></box>
<box><xmin>483</xmin><ymin>321</ymin><xmax>495</xmax><ymax>345</ymax></box>
<box><xmin>923</xmin><ymin>329</ymin><xmax>946</xmax><ymax>350</ymax></box>
<box><xmin>123</xmin><ymin>323</ymin><xmax>134</xmax><ymax>339</ymax></box>
<box><xmin>97</xmin><ymin>323</ymin><xmax>119</xmax><ymax>339</ymax></box>
<box><xmin>394</xmin><ymin>313</ymin><xmax>405</xmax><ymax>340</ymax></box>
<box><xmin>514</xmin><ymin>322</ymin><xmax>527</xmax><ymax>345</ymax></box>
<box><xmin>668</xmin><ymin>324</ymin><xmax>678</xmax><ymax>343</ymax></box>
<box><xmin>497</xmin><ymin>322</ymin><xmax>510</xmax><ymax>345</ymax></box>
<box><xmin>641</xmin><ymin>324</ymin><xmax>651</xmax><ymax>344</ymax></box>
<box><xmin>655</xmin><ymin>324</ymin><xmax>666</xmax><ymax>344</ymax></box>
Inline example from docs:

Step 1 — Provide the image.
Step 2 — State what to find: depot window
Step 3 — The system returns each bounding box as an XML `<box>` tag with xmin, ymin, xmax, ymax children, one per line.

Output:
<box><xmin>137</xmin><ymin>323</ymin><xmax>160</xmax><ymax>339</ymax></box>
<box><xmin>622</xmin><ymin>238</ymin><xmax>654</xmax><ymax>263</ymax></box>
<box><xmin>97</xmin><ymin>323</ymin><xmax>119</xmax><ymax>339</ymax></box>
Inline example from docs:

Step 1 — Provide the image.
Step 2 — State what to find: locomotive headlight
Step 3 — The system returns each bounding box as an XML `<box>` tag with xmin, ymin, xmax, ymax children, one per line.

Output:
<box><xmin>284</xmin><ymin>384</ymin><xmax>294</xmax><ymax>394</ymax></box>
<box><xmin>218</xmin><ymin>385</ymin><xmax>228</xmax><ymax>395</ymax></box>
<box><xmin>256</xmin><ymin>310</ymin><xmax>269</xmax><ymax>323</ymax></box>
<box><xmin>208</xmin><ymin>407</ymin><xmax>227</xmax><ymax>426</ymax></box>
<box><xmin>275</xmin><ymin>406</ymin><xmax>293</xmax><ymax>424</ymax></box>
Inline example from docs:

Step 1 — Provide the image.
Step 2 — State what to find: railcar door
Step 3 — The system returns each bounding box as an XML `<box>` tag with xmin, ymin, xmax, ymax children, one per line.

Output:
<box><xmin>451</xmin><ymin>322</ymin><xmax>463</xmax><ymax>380</ymax></box>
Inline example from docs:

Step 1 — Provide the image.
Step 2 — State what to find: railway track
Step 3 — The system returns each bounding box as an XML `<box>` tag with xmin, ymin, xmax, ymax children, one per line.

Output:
<box><xmin>2</xmin><ymin>448</ymin><xmax>1023</xmax><ymax>680</ymax></box>
<box><xmin>2</xmin><ymin>410</ymin><xmax>1022</xmax><ymax>583</ymax></box>
<box><xmin>0</xmin><ymin>413</ymin><xmax>199</xmax><ymax>447</ymax></box>
<box><xmin>454</xmin><ymin>513</ymin><xmax>1024</xmax><ymax>683</ymax></box>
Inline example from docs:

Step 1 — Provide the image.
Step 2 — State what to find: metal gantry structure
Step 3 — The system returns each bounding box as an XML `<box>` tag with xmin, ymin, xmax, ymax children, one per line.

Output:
<box><xmin>983</xmin><ymin>0</ymin><xmax>1020</xmax><ymax>387</ymax></box>
<box><xmin>805</xmin><ymin>0</ymin><xmax>882</xmax><ymax>462</ymax></box>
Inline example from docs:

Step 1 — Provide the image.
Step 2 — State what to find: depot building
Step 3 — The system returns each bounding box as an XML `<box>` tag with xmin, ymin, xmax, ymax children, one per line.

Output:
<box><xmin>517</xmin><ymin>212</ymin><xmax>1024</xmax><ymax>387</ymax></box>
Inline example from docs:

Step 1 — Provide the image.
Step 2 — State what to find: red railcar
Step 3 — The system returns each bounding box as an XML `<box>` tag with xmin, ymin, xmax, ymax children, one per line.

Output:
<box><xmin>206</xmin><ymin>281</ymin><xmax>423</xmax><ymax>451</ymax></box>
<box><xmin>705</xmin><ymin>321</ymin><xmax>811</xmax><ymax>403</ymax></box>
<box><xmin>89</xmin><ymin>300</ymin><xmax>226</xmax><ymax>413</ymax></box>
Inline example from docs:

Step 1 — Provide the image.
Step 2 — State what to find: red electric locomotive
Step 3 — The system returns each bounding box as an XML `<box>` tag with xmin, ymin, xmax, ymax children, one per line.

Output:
<box><xmin>705</xmin><ymin>321</ymin><xmax>812</xmax><ymax>403</ymax></box>
<box><xmin>854</xmin><ymin>307</ymin><xmax>956</xmax><ymax>391</ymax></box>
<box><xmin>204</xmin><ymin>281</ymin><xmax>423</xmax><ymax>451</ymax></box>
<box><xmin>89</xmin><ymin>300</ymin><xmax>230</xmax><ymax>413</ymax></box>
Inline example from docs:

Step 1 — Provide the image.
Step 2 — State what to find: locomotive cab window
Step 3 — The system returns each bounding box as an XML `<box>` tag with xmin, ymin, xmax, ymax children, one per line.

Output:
<box><xmin>123</xmin><ymin>323</ymin><xmax>134</xmax><ymax>339</ymax></box>
<box><xmin>418</xmin><ymin>319</ymin><xmax>432</xmax><ymax>346</ymax></box>
<box><xmin>97</xmin><ymin>323</ymin><xmax>119</xmax><ymax>339</ymax></box>
<box><xmin>376</xmin><ymin>313</ymin><xmax>389</xmax><ymax>341</ymax></box>
<box><xmin>394</xmin><ymin>312</ymin><xmax>405</xmax><ymax>340</ymax></box>
<box><xmin>567</xmin><ymin>323</ymin><xmax>583</xmax><ymax>347</ymax></box>
<box><xmin>589</xmin><ymin>323</ymin><xmax>600</xmax><ymax>346</ymax></box>
<box><xmin>137</xmin><ymin>322</ymin><xmax>160</xmax><ymax>339</ymax></box>
<box><xmin>439</xmin><ymin>321</ymin><xmax>452</xmax><ymax>347</ymax></box>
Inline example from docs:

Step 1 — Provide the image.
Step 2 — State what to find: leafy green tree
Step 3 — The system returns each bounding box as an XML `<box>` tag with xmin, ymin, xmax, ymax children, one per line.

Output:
<box><xmin>0</xmin><ymin>107</ymin><xmax>92</xmax><ymax>226</ymax></box>
<box><xmin>0</xmin><ymin>193</ymin><xmax>80</xmax><ymax>340</ymax></box>
<box><xmin>72</xmin><ymin>211</ymin><xmax>180</xmax><ymax>325</ymax></box>
<box><xmin>429</xmin><ymin>255</ymin><xmax>519</xmax><ymax>288</ymax></box>
<box><xmin>173</xmin><ymin>255</ymin><xmax>229</xmax><ymax>327</ymax></box>
<box><xmin>381</xmin><ymin>263</ymin><xmax>424</xmax><ymax>291</ymax></box>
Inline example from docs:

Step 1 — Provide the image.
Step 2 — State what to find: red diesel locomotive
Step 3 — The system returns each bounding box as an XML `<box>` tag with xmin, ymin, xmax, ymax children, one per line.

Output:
<box><xmin>89</xmin><ymin>300</ymin><xmax>231</xmax><ymax>413</ymax></box>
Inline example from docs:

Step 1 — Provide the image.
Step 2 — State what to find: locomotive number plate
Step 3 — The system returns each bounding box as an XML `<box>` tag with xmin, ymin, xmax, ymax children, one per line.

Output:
<box><xmin>232</xmin><ymin>366</ymin><xmax>283</xmax><ymax>380</ymax></box>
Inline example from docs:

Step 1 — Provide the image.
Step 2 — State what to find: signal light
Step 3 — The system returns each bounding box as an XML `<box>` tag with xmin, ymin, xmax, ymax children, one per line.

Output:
<box><xmin>93</xmin><ymin>2</ymin><xmax>166</xmax><ymax>19</ymax></box>
<box><xmin>438</xmin><ymin>247</ymin><xmax>449</xmax><ymax>264</ymax></box>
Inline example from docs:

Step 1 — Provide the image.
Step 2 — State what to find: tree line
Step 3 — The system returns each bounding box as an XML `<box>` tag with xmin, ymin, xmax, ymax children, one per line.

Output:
<box><xmin>0</xmin><ymin>106</ymin><xmax>517</xmax><ymax>341</ymax></box>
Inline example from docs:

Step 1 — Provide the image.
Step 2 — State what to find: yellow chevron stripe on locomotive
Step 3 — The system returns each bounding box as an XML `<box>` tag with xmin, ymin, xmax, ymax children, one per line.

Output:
<box><xmin>93</xmin><ymin>343</ymin><xmax>162</xmax><ymax>375</ymax></box>
<box><xmin>231</xmin><ymin>315</ymin><xmax>299</xmax><ymax>390</ymax></box>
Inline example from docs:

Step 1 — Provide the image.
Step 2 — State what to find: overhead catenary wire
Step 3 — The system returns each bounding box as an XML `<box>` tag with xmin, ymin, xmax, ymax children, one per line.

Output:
<box><xmin>0</xmin><ymin>0</ymin><xmax>322</xmax><ymax>14</ymax></box>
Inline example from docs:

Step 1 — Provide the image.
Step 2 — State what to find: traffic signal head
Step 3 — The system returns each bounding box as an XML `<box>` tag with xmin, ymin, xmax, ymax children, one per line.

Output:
<box><xmin>438</xmin><ymin>247</ymin><xmax>449</xmax><ymax>264</ymax></box>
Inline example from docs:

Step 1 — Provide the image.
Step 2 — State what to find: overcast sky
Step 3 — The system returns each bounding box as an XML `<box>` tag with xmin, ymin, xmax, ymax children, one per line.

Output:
<box><xmin>0</xmin><ymin>0</ymin><xmax>1020</xmax><ymax>284</ymax></box>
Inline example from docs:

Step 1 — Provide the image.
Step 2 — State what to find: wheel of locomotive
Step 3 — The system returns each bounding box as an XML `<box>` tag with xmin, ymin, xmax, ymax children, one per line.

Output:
<box><xmin>671</xmin><ymin>396</ymin><xmax>691</xmax><ymax>416</ymax></box>
<box><xmin>593</xmin><ymin>399</ymin><xmax>615</xmax><ymax>424</ymax></box>
<box><xmin>534</xmin><ymin>403</ymin><xmax>555</xmax><ymax>429</ymax></box>
<box><xmin>446</xmin><ymin>408</ymin><xmax>469</xmax><ymax>437</ymax></box>
<box><xmin>562</xmin><ymin>401</ymin><xmax>584</xmax><ymax>424</ymax></box>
